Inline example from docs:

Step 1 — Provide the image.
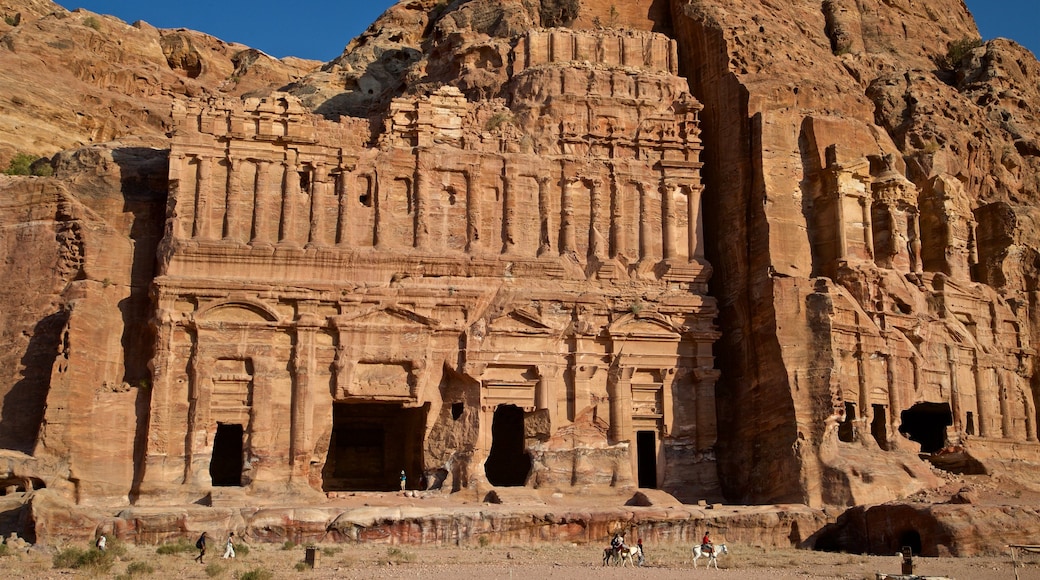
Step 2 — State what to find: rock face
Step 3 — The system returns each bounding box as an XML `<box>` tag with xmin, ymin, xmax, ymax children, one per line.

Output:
<box><xmin>1</xmin><ymin>0</ymin><xmax>1040</xmax><ymax>557</ymax></box>
<box><xmin>0</xmin><ymin>0</ymin><xmax>318</xmax><ymax>168</ymax></box>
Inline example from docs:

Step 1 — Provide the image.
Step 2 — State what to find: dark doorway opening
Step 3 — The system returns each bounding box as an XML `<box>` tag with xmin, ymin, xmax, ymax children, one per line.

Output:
<box><xmin>965</xmin><ymin>411</ymin><xmax>975</xmax><ymax>435</ymax></box>
<box><xmin>636</xmin><ymin>430</ymin><xmax>658</xmax><ymax>488</ymax></box>
<box><xmin>210</xmin><ymin>423</ymin><xmax>244</xmax><ymax>486</ymax></box>
<box><xmin>871</xmin><ymin>404</ymin><xmax>888</xmax><ymax>450</ymax></box>
<box><xmin>838</xmin><ymin>402</ymin><xmax>856</xmax><ymax>442</ymax></box>
<box><xmin>485</xmin><ymin>404</ymin><xmax>531</xmax><ymax>486</ymax></box>
<box><xmin>899</xmin><ymin>530</ymin><xmax>922</xmax><ymax>555</ymax></box>
<box><xmin>323</xmin><ymin>403</ymin><xmax>427</xmax><ymax>492</ymax></box>
<box><xmin>899</xmin><ymin>402</ymin><xmax>952</xmax><ymax>453</ymax></box>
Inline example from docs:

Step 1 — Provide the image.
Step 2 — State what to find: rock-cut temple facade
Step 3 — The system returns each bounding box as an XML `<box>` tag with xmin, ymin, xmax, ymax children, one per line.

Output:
<box><xmin>135</xmin><ymin>29</ymin><xmax>722</xmax><ymax>504</ymax></box>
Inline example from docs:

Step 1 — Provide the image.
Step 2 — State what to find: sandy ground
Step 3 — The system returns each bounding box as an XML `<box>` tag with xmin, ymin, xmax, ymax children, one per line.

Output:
<box><xmin>4</xmin><ymin>540</ymin><xmax>1040</xmax><ymax>580</ymax></box>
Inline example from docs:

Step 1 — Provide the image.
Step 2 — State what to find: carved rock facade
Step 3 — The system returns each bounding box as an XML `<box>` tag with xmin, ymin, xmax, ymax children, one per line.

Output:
<box><xmin>136</xmin><ymin>29</ymin><xmax>721</xmax><ymax>504</ymax></box>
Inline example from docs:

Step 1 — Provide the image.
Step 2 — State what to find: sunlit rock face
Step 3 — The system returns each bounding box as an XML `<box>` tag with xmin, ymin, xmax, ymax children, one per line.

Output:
<box><xmin>2</xmin><ymin>0</ymin><xmax>1040</xmax><ymax>532</ymax></box>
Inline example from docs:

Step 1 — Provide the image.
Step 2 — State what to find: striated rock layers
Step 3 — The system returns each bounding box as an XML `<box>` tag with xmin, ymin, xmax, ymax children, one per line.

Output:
<box><xmin>1</xmin><ymin>0</ymin><xmax>1040</xmax><ymax>556</ymax></box>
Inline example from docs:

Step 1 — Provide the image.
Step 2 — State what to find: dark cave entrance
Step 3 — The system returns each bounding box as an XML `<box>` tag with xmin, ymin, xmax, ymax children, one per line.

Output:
<box><xmin>899</xmin><ymin>402</ymin><xmax>952</xmax><ymax>454</ymax></box>
<box><xmin>484</xmin><ymin>404</ymin><xmax>531</xmax><ymax>486</ymax></box>
<box><xmin>636</xmin><ymin>430</ymin><xmax>658</xmax><ymax>488</ymax></box>
<box><xmin>210</xmin><ymin>423</ymin><xmax>244</xmax><ymax>486</ymax></box>
<box><xmin>323</xmin><ymin>402</ymin><xmax>427</xmax><ymax>492</ymax></box>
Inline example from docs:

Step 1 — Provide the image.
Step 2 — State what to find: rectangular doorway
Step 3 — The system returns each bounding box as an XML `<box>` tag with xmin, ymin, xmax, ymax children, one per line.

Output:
<box><xmin>323</xmin><ymin>402</ymin><xmax>427</xmax><ymax>491</ymax></box>
<box><xmin>636</xmin><ymin>430</ymin><xmax>657</xmax><ymax>489</ymax></box>
<box><xmin>210</xmin><ymin>423</ymin><xmax>244</xmax><ymax>486</ymax></box>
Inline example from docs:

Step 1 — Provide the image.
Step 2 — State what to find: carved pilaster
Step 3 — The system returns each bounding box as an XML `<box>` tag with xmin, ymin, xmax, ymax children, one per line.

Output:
<box><xmin>560</xmin><ymin>177</ymin><xmax>579</xmax><ymax>255</ymax></box>
<box><xmin>537</xmin><ymin>176</ymin><xmax>553</xmax><ymax>256</ymax></box>
<box><xmin>193</xmin><ymin>156</ymin><xmax>212</xmax><ymax>239</ymax></box>
<box><xmin>661</xmin><ymin>183</ymin><xmax>678</xmax><ymax>260</ymax></box>
<box><xmin>251</xmin><ymin>160</ymin><xmax>273</xmax><ymax>245</ymax></box>
<box><xmin>465</xmin><ymin>169</ymin><xmax>481</xmax><ymax>253</ymax></box>
<box><xmin>588</xmin><ymin>177</ymin><xmax>606</xmax><ymax>260</ymax></box>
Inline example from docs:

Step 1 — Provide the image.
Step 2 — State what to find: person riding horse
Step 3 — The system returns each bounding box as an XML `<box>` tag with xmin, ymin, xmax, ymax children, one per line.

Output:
<box><xmin>611</xmin><ymin>533</ymin><xmax>626</xmax><ymax>556</ymax></box>
<box><xmin>702</xmin><ymin>531</ymin><xmax>713</xmax><ymax>556</ymax></box>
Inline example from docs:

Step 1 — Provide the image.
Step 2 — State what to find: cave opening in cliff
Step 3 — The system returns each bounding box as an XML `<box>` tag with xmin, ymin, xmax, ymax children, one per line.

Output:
<box><xmin>210</xmin><ymin>423</ymin><xmax>244</xmax><ymax>486</ymax></box>
<box><xmin>899</xmin><ymin>402</ymin><xmax>953</xmax><ymax>454</ymax></box>
<box><xmin>636</xmin><ymin>430</ymin><xmax>658</xmax><ymax>488</ymax></box>
<box><xmin>838</xmin><ymin>402</ymin><xmax>856</xmax><ymax>442</ymax></box>
<box><xmin>322</xmin><ymin>402</ymin><xmax>427</xmax><ymax>492</ymax></box>
<box><xmin>484</xmin><ymin>404</ymin><xmax>531</xmax><ymax>487</ymax></box>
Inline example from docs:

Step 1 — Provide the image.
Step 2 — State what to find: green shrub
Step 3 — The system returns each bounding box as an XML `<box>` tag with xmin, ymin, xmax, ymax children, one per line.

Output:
<box><xmin>236</xmin><ymin>543</ymin><xmax>249</xmax><ymax>556</ymax></box>
<box><xmin>83</xmin><ymin>15</ymin><xmax>101</xmax><ymax>31</ymax></box>
<box><xmin>52</xmin><ymin>546</ymin><xmax>115</xmax><ymax>573</ymax></box>
<box><xmin>281</xmin><ymin>540</ymin><xmax>296</xmax><ymax>551</ymax></box>
<box><xmin>0</xmin><ymin>543</ymin><xmax>9</xmax><ymax>557</ymax></box>
<box><xmin>126</xmin><ymin>560</ymin><xmax>154</xmax><ymax>575</ymax></box>
<box><xmin>2</xmin><ymin>152</ymin><xmax>51</xmax><ymax>176</ymax></box>
<box><xmin>156</xmin><ymin>538</ymin><xmax>196</xmax><ymax>555</ymax></box>
<box><xmin>205</xmin><ymin>562</ymin><xmax>224</xmax><ymax>577</ymax></box>
<box><xmin>938</xmin><ymin>37</ymin><xmax>982</xmax><ymax>69</ymax></box>
<box><xmin>294</xmin><ymin>561</ymin><xmax>309</xmax><ymax>571</ymax></box>
<box><xmin>236</xmin><ymin>568</ymin><xmax>273</xmax><ymax>580</ymax></box>
<box><xmin>3</xmin><ymin>14</ymin><xmax>18</xmax><ymax>26</ymax></box>
<box><xmin>321</xmin><ymin>546</ymin><xmax>341</xmax><ymax>557</ymax></box>
<box><xmin>386</xmin><ymin>546</ymin><xmax>416</xmax><ymax>563</ymax></box>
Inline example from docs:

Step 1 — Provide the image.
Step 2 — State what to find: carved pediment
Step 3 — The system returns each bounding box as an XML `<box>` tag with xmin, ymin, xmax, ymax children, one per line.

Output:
<box><xmin>609</xmin><ymin>313</ymin><xmax>681</xmax><ymax>339</ymax></box>
<box><xmin>341</xmin><ymin>307</ymin><xmax>438</xmax><ymax>329</ymax></box>
<box><xmin>488</xmin><ymin>308</ymin><xmax>552</xmax><ymax>333</ymax></box>
<box><xmin>198</xmin><ymin>301</ymin><xmax>279</xmax><ymax>323</ymax></box>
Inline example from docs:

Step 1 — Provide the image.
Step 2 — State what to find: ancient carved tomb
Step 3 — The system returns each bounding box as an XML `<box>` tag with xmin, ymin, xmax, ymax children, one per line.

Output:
<box><xmin>137</xmin><ymin>29</ymin><xmax>721</xmax><ymax>504</ymax></box>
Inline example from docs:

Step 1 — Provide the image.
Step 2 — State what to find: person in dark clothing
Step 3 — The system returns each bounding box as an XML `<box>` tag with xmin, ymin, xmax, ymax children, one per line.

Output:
<box><xmin>194</xmin><ymin>532</ymin><xmax>208</xmax><ymax>563</ymax></box>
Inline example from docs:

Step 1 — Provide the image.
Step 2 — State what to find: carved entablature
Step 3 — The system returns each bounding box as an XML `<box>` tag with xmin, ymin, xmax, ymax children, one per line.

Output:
<box><xmin>329</xmin><ymin>307</ymin><xmax>437</xmax><ymax>404</ymax></box>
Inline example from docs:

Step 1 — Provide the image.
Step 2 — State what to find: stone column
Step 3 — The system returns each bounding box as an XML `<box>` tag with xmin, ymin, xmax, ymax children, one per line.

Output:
<box><xmin>223</xmin><ymin>157</ymin><xmax>240</xmax><ymax>241</ymax></box>
<box><xmin>861</xmin><ymin>196</ymin><xmax>875</xmax><ymax>259</ymax></box>
<box><xmin>560</xmin><ymin>178</ymin><xmax>579</xmax><ymax>254</ymax></box>
<box><xmin>589</xmin><ymin>178</ymin><xmax>605</xmax><ymax>260</ymax></box>
<box><xmin>638</xmin><ymin>183</ymin><xmax>654</xmax><ymax>261</ymax></box>
<box><xmin>607</xmin><ymin>365</ymin><xmax>631</xmax><ymax>443</ymax></box>
<box><xmin>908</xmin><ymin>211</ymin><xmax>922</xmax><ymax>273</ymax></box>
<box><xmin>279</xmin><ymin>160</ymin><xmax>299</xmax><ymax>245</ymax></box>
<box><xmin>465</xmin><ymin>169</ymin><xmax>481</xmax><ymax>254</ymax></box>
<box><xmin>307</xmin><ymin>164</ymin><xmax>326</xmax><ymax>247</ymax></box>
<box><xmin>251</xmin><ymin>160</ymin><xmax>273</xmax><ymax>245</ymax></box>
<box><xmin>836</xmin><ymin>192</ymin><xmax>848</xmax><ymax>261</ymax></box>
<box><xmin>610</xmin><ymin>177</ymin><xmax>625</xmax><ymax>258</ymax></box>
<box><xmin>193</xmin><ymin>156</ymin><xmax>212</xmax><ymax>239</ymax></box>
<box><xmin>998</xmin><ymin>370</ymin><xmax>1012</xmax><ymax>438</ymax></box>
<box><xmin>975</xmin><ymin>357</ymin><xmax>992</xmax><ymax>438</ymax></box>
<box><xmin>414</xmin><ymin>159</ymin><xmax>430</xmax><ymax>250</ymax></box>
<box><xmin>290</xmin><ymin>314</ymin><xmax>321</xmax><ymax>479</ymax></box>
<box><xmin>335</xmin><ymin>170</ymin><xmax>351</xmax><ymax>247</ymax></box>
<box><xmin>502</xmin><ymin>174</ymin><xmax>516</xmax><ymax>254</ymax></box>
<box><xmin>947</xmin><ymin>345</ymin><xmax>963</xmax><ymax>435</ymax></box>
<box><xmin>661</xmin><ymin>183</ymin><xmax>678</xmax><ymax>260</ymax></box>
<box><xmin>141</xmin><ymin>309</ymin><xmax>178</xmax><ymax>489</ymax></box>
<box><xmin>687</xmin><ymin>183</ymin><xmax>705</xmax><ymax>260</ymax></box>
<box><xmin>538</xmin><ymin>176</ymin><xmax>553</xmax><ymax>255</ymax></box>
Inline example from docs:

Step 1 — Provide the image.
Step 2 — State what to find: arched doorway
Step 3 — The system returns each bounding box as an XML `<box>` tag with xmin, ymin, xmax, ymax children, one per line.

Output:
<box><xmin>484</xmin><ymin>404</ymin><xmax>531</xmax><ymax>486</ymax></box>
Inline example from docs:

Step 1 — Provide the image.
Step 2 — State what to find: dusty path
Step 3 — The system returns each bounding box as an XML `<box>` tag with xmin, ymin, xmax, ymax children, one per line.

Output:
<box><xmin>4</xmin><ymin>541</ymin><xmax>1040</xmax><ymax>579</ymax></box>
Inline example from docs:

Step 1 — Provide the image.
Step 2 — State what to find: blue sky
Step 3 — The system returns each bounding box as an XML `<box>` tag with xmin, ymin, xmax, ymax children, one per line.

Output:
<box><xmin>56</xmin><ymin>1</ymin><xmax>1038</xmax><ymax>61</ymax></box>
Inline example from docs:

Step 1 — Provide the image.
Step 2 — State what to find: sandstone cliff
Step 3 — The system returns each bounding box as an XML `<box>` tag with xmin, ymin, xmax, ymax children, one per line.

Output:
<box><xmin>0</xmin><ymin>0</ymin><xmax>319</xmax><ymax>168</ymax></box>
<box><xmin>0</xmin><ymin>0</ymin><xmax>1039</xmax><ymax>557</ymax></box>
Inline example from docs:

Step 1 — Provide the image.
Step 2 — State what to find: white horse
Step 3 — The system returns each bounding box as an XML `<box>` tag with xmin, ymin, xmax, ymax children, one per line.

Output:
<box><xmin>602</xmin><ymin>545</ymin><xmax>641</xmax><ymax>566</ymax></box>
<box><xmin>692</xmin><ymin>543</ymin><xmax>728</xmax><ymax>569</ymax></box>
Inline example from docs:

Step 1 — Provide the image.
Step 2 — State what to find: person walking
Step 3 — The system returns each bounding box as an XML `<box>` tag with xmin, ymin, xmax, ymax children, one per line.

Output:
<box><xmin>400</xmin><ymin>470</ymin><xmax>407</xmax><ymax>491</ymax></box>
<box><xmin>194</xmin><ymin>532</ymin><xmax>207</xmax><ymax>563</ymax></box>
<box><xmin>636</xmin><ymin>538</ymin><xmax>644</xmax><ymax>566</ymax></box>
<box><xmin>222</xmin><ymin>532</ymin><xmax>235</xmax><ymax>559</ymax></box>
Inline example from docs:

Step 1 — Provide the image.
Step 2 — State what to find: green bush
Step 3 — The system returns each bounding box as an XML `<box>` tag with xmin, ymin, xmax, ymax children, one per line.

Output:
<box><xmin>126</xmin><ymin>561</ymin><xmax>155</xmax><ymax>575</ymax></box>
<box><xmin>236</xmin><ymin>543</ymin><xmax>250</xmax><ymax>556</ymax></box>
<box><xmin>236</xmin><ymin>568</ymin><xmax>273</xmax><ymax>580</ymax></box>
<box><xmin>156</xmin><ymin>538</ymin><xmax>196</xmax><ymax>555</ymax></box>
<box><xmin>2</xmin><ymin>152</ymin><xmax>52</xmax><ymax>176</ymax></box>
<box><xmin>83</xmin><ymin>15</ymin><xmax>101</xmax><ymax>31</ymax></box>
<box><xmin>939</xmin><ymin>37</ymin><xmax>982</xmax><ymax>69</ymax></box>
<box><xmin>0</xmin><ymin>543</ymin><xmax>9</xmax><ymax>557</ymax></box>
<box><xmin>52</xmin><ymin>546</ymin><xmax>115</xmax><ymax>573</ymax></box>
<box><xmin>281</xmin><ymin>540</ymin><xmax>296</xmax><ymax>550</ymax></box>
<box><xmin>205</xmin><ymin>562</ymin><xmax>224</xmax><ymax>577</ymax></box>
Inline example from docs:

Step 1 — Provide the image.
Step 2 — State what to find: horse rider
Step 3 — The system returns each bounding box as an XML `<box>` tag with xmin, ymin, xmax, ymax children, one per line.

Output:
<box><xmin>702</xmin><ymin>530</ymin><xmax>713</xmax><ymax>556</ymax></box>
<box><xmin>610</xmin><ymin>532</ymin><xmax>625</xmax><ymax>556</ymax></box>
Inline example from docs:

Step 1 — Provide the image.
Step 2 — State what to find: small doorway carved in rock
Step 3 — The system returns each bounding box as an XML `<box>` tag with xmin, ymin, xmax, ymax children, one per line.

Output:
<box><xmin>871</xmin><ymin>404</ymin><xmax>889</xmax><ymax>450</ymax></box>
<box><xmin>210</xmin><ymin>423</ymin><xmax>244</xmax><ymax>486</ymax></box>
<box><xmin>485</xmin><ymin>404</ymin><xmax>531</xmax><ymax>486</ymax></box>
<box><xmin>636</xmin><ymin>430</ymin><xmax>657</xmax><ymax>489</ymax></box>
<box><xmin>899</xmin><ymin>402</ymin><xmax>952</xmax><ymax>454</ymax></box>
